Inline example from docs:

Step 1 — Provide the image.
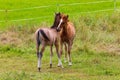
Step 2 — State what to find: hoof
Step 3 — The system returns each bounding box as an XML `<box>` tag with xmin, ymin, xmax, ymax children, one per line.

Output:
<box><xmin>57</xmin><ymin>63</ymin><xmax>61</xmax><ymax>67</ymax></box>
<box><xmin>38</xmin><ymin>67</ymin><xmax>41</xmax><ymax>72</ymax></box>
<box><xmin>61</xmin><ymin>66</ymin><xmax>64</xmax><ymax>68</ymax></box>
<box><xmin>50</xmin><ymin>64</ymin><xmax>52</xmax><ymax>68</ymax></box>
<box><xmin>68</xmin><ymin>62</ymin><xmax>72</xmax><ymax>66</ymax></box>
<box><xmin>64</xmin><ymin>60</ymin><xmax>67</xmax><ymax>63</ymax></box>
<box><xmin>58</xmin><ymin>64</ymin><xmax>64</xmax><ymax>68</ymax></box>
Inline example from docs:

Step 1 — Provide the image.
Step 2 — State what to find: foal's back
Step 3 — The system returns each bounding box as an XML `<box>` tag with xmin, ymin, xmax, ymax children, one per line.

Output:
<box><xmin>36</xmin><ymin>28</ymin><xmax>60</xmax><ymax>45</ymax></box>
<box><xmin>67</xmin><ymin>21</ymin><xmax>75</xmax><ymax>40</ymax></box>
<box><xmin>61</xmin><ymin>21</ymin><xmax>75</xmax><ymax>43</ymax></box>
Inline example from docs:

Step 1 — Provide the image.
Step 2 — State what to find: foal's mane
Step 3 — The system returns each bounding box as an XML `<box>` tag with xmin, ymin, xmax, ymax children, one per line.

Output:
<box><xmin>51</xmin><ymin>20</ymin><xmax>57</xmax><ymax>29</ymax></box>
<box><xmin>51</xmin><ymin>13</ymin><xmax>60</xmax><ymax>29</ymax></box>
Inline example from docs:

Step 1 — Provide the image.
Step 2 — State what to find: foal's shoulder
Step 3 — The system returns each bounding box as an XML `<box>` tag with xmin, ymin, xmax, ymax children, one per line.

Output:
<box><xmin>67</xmin><ymin>22</ymin><xmax>75</xmax><ymax>29</ymax></box>
<box><xmin>67</xmin><ymin>21</ymin><xmax>73</xmax><ymax>25</ymax></box>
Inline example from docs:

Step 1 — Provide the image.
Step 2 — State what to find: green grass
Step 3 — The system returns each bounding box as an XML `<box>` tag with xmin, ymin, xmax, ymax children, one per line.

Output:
<box><xmin>0</xmin><ymin>0</ymin><xmax>120</xmax><ymax>80</ymax></box>
<box><xmin>0</xmin><ymin>12</ymin><xmax>120</xmax><ymax>79</ymax></box>
<box><xmin>0</xmin><ymin>45</ymin><xmax>120</xmax><ymax>80</ymax></box>
<box><xmin>0</xmin><ymin>0</ymin><xmax>120</xmax><ymax>29</ymax></box>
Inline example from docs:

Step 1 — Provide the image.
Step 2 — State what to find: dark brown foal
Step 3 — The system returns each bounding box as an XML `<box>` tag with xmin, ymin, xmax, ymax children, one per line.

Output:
<box><xmin>56</xmin><ymin>13</ymin><xmax>75</xmax><ymax>66</ymax></box>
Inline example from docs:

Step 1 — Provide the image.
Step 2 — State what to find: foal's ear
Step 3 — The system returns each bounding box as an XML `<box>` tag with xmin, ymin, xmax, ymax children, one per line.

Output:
<box><xmin>55</xmin><ymin>12</ymin><xmax>57</xmax><ymax>15</ymax></box>
<box><xmin>54</xmin><ymin>12</ymin><xmax>60</xmax><ymax>15</ymax></box>
<box><xmin>66</xmin><ymin>15</ymin><xmax>69</xmax><ymax>18</ymax></box>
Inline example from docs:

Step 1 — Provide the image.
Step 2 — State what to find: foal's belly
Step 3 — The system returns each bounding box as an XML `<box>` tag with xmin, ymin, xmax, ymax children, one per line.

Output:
<box><xmin>43</xmin><ymin>40</ymin><xmax>55</xmax><ymax>46</ymax></box>
<box><xmin>62</xmin><ymin>38</ymin><xmax>69</xmax><ymax>43</ymax></box>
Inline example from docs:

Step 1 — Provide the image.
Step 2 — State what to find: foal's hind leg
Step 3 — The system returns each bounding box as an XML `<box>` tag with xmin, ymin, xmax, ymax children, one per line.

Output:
<box><xmin>68</xmin><ymin>43</ymin><xmax>72</xmax><ymax>66</ymax></box>
<box><xmin>38</xmin><ymin>45</ymin><xmax>45</xmax><ymax>71</ymax></box>
<box><xmin>55</xmin><ymin>42</ymin><xmax>63</xmax><ymax>68</ymax></box>
<box><xmin>64</xmin><ymin>43</ymin><xmax>67</xmax><ymax>63</ymax></box>
<box><xmin>36</xmin><ymin>40</ymin><xmax>41</xmax><ymax>71</ymax></box>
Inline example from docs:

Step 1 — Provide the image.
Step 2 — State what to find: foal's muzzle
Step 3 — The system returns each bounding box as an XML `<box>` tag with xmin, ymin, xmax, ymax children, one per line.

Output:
<box><xmin>56</xmin><ymin>28</ymin><xmax>61</xmax><ymax>32</ymax></box>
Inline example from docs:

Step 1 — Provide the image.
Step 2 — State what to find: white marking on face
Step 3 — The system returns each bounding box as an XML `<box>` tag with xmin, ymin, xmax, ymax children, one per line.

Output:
<box><xmin>57</xmin><ymin>19</ymin><xmax>63</xmax><ymax>30</ymax></box>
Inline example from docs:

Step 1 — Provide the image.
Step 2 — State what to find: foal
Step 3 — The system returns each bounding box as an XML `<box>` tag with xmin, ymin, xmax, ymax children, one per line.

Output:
<box><xmin>56</xmin><ymin>13</ymin><xmax>75</xmax><ymax>66</ymax></box>
<box><xmin>35</xmin><ymin>13</ymin><xmax>63</xmax><ymax>71</ymax></box>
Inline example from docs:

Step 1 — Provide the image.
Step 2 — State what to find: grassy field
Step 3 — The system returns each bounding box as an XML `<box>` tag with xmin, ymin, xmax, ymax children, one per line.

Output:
<box><xmin>0</xmin><ymin>0</ymin><xmax>120</xmax><ymax>29</ymax></box>
<box><xmin>0</xmin><ymin>0</ymin><xmax>120</xmax><ymax>80</ymax></box>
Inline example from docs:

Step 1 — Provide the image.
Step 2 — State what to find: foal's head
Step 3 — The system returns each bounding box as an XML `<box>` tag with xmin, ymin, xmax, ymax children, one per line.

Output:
<box><xmin>56</xmin><ymin>13</ymin><xmax>69</xmax><ymax>31</ymax></box>
<box><xmin>51</xmin><ymin>12</ymin><xmax>61</xmax><ymax>29</ymax></box>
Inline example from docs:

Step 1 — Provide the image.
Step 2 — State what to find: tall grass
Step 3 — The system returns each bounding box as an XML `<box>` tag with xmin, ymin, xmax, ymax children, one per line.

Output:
<box><xmin>73</xmin><ymin>12</ymin><xmax>120</xmax><ymax>51</ymax></box>
<box><xmin>0</xmin><ymin>0</ymin><xmax>120</xmax><ymax>28</ymax></box>
<box><xmin>0</xmin><ymin>12</ymin><xmax>120</xmax><ymax>54</ymax></box>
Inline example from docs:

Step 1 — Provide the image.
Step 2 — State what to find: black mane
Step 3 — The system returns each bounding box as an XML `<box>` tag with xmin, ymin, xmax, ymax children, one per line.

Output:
<box><xmin>51</xmin><ymin>12</ymin><xmax>60</xmax><ymax>29</ymax></box>
<box><xmin>51</xmin><ymin>19</ymin><xmax>57</xmax><ymax>28</ymax></box>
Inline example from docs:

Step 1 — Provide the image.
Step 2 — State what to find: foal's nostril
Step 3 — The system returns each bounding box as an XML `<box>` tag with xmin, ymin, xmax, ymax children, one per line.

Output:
<box><xmin>57</xmin><ymin>28</ymin><xmax>60</xmax><ymax>32</ymax></box>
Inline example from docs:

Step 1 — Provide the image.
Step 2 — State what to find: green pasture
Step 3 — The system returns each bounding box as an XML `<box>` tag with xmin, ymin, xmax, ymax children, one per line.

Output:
<box><xmin>0</xmin><ymin>0</ymin><xmax>120</xmax><ymax>80</ymax></box>
<box><xmin>0</xmin><ymin>0</ymin><xmax>120</xmax><ymax>29</ymax></box>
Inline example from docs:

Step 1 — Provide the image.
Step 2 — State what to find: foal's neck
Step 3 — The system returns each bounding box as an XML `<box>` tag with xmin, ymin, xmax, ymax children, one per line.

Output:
<box><xmin>62</xmin><ymin>22</ymin><xmax>68</xmax><ymax>34</ymax></box>
<box><xmin>51</xmin><ymin>20</ymin><xmax>58</xmax><ymax>28</ymax></box>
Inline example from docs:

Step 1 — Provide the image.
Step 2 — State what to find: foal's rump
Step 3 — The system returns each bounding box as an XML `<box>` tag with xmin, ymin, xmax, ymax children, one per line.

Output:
<box><xmin>35</xmin><ymin>28</ymin><xmax>50</xmax><ymax>45</ymax></box>
<box><xmin>35</xmin><ymin>28</ymin><xmax>59</xmax><ymax>46</ymax></box>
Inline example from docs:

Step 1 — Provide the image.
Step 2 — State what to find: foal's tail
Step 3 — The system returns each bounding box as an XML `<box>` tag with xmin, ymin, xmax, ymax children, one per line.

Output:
<box><xmin>36</xmin><ymin>30</ymin><xmax>41</xmax><ymax>46</ymax></box>
<box><xmin>35</xmin><ymin>30</ymin><xmax>41</xmax><ymax>57</ymax></box>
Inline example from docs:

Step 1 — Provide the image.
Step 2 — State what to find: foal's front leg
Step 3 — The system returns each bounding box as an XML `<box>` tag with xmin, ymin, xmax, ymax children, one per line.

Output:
<box><xmin>60</xmin><ymin>41</ymin><xmax>63</xmax><ymax>57</ymax></box>
<box><xmin>55</xmin><ymin>42</ymin><xmax>64</xmax><ymax>68</ymax></box>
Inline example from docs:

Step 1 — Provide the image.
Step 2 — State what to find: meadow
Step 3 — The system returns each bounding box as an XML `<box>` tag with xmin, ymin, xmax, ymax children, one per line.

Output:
<box><xmin>0</xmin><ymin>0</ymin><xmax>120</xmax><ymax>80</ymax></box>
